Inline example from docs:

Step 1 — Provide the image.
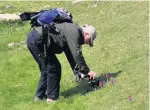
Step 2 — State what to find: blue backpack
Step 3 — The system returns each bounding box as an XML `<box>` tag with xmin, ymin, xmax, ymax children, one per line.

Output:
<box><xmin>20</xmin><ymin>8</ymin><xmax>73</xmax><ymax>27</ymax></box>
<box><xmin>20</xmin><ymin>8</ymin><xmax>73</xmax><ymax>57</ymax></box>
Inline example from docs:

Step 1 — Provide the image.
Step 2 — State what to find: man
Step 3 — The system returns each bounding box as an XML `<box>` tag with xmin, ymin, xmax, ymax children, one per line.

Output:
<box><xmin>26</xmin><ymin>22</ymin><xmax>97</xmax><ymax>103</ymax></box>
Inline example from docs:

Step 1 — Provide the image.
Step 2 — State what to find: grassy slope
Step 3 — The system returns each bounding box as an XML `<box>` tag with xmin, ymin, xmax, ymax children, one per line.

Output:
<box><xmin>0</xmin><ymin>1</ymin><xmax>149</xmax><ymax>110</ymax></box>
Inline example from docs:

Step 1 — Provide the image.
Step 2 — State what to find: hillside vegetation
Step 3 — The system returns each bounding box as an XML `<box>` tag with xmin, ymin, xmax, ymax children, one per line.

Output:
<box><xmin>0</xmin><ymin>1</ymin><xmax>149</xmax><ymax>110</ymax></box>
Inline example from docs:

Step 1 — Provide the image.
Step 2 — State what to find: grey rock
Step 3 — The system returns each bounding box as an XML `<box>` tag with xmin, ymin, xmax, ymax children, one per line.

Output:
<box><xmin>72</xmin><ymin>0</ymin><xmax>84</xmax><ymax>4</ymax></box>
<box><xmin>92</xmin><ymin>4</ymin><xmax>97</xmax><ymax>8</ymax></box>
<box><xmin>0</xmin><ymin>14</ymin><xmax>20</xmax><ymax>21</ymax></box>
<box><xmin>6</xmin><ymin>5</ymin><xmax>13</xmax><ymax>9</ymax></box>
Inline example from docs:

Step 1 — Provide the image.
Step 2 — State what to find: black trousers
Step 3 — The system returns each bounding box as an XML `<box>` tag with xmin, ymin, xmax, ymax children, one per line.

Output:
<box><xmin>26</xmin><ymin>30</ymin><xmax>61</xmax><ymax>100</ymax></box>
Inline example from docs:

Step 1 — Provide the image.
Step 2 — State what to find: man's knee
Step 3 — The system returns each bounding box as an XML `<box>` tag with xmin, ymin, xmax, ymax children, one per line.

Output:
<box><xmin>46</xmin><ymin>64</ymin><xmax>61</xmax><ymax>73</ymax></box>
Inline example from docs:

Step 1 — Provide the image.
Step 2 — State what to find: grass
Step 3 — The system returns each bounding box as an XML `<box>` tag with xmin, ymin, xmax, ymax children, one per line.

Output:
<box><xmin>0</xmin><ymin>1</ymin><xmax>149</xmax><ymax>110</ymax></box>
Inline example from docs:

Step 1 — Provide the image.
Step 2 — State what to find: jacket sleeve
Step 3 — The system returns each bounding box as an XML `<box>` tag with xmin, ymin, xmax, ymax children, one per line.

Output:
<box><xmin>64</xmin><ymin>34</ymin><xmax>90</xmax><ymax>75</ymax></box>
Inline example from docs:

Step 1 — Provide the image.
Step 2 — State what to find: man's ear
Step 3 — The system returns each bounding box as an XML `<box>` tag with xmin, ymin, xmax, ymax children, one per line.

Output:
<box><xmin>84</xmin><ymin>32</ymin><xmax>89</xmax><ymax>37</ymax></box>
<box><xmin>84</xmin><ymin>32</ymin><xmax>90</xmax><ymax>44</ymax></box>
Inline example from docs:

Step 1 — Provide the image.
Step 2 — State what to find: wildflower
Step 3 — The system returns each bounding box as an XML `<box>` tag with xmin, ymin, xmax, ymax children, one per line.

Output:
<box><xmin>106</xmin><ymin>73</ymin><xmax>111</xmax><ymax>82</ymax></box>
<box><xmin>111</xmin><ymin>79</ymin><xmax>115</xmax><ymax>86</ymax></box>
<box><xmin>98</xmin><ymin>81</ymin><xmax>103</xmax><ymax>87</ymax></box>
<box><xmin>128</xmin><ymin>96</ymin><xmax>132</xmax><ymax>102</ymax></box>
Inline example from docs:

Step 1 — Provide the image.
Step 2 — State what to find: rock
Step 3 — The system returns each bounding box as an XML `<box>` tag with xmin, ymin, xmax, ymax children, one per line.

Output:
<box><xmin>0</xmin><ymin>14</ymin><xmax>20</xmax><ymax>21</ymax></box>
<box><xmin>8</xmin><ymin>41</ymin><xmax>26</xmax><ymax>49</ymax></box>
<box><xmin>92</xmin><ymin>4</ymin><xmax>97</xmax><ymax>8</ymax></box>
<box><xmin>44</xmin><ymin>5</ymin><xmax>50</xmax><ymax>8</ymax></box>
<box><xmin>72</xmin><ymin>0</ymin><xmax>84</xmax><ymax>4</ymax></box>
<box><xmin>8</xmin><ymin>42</ymin><xmax>15</xmax><ymax>47</ymax></box>
<box><xmin>6</xmin><ymin>5</ymin><xmax>13</xmax><ymax>9</ymax></box>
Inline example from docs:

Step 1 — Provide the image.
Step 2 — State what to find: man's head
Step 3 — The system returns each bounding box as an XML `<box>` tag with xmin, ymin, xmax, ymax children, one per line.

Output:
<box><xmin>80</xmin><ymin>24</ymin><xmax>96</xmax><ymax>47</ymax></box>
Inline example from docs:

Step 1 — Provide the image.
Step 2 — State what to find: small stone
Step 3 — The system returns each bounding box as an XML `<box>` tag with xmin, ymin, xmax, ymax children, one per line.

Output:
<box><xmin>92</xmin><ymin>4</ymin><xmax>97</xmax><ymax>8</ymax></box>
<box><xmin>72</xmin><ymin>0</ymin><xmax>83</xmax><ymax>4</ymax></box>
<box><xmin>8</xmin><ymin>42</ymin><xmax>15</xmax><ymax>47</ymax></box>
<box><xmin>6</xmin><ymin>5</ymin><xmax>13</xmax><ymax>9</ymax></box>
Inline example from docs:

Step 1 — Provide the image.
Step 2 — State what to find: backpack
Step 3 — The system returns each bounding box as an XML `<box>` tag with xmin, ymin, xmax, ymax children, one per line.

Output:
<box><xmin>20</xmin><ymin>8</ymin><xmax>73</xmax><ymax>58</ymax></box>
<box><xmin>20</xmin><ymin>8</ymin><xmax>73</xmax><ymax>27</ymax></box>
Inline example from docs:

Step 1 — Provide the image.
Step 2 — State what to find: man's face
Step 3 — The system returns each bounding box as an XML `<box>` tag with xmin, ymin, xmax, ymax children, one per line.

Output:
<box><xmin>83</xmin><ymin>31</ymin><xmax>90</xmax><ymax>44</ymax></box>
<box><xmin>81</xmin><ymin>25</ymin><xmax>96</xmax><ymax>47</ymax></box>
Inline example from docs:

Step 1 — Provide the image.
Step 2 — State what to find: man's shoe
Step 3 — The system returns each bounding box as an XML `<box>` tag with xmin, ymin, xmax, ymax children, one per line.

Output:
<box><xmin>47</xmin><ymin>98</ymin><xmax>56</xmax><ymax>103</ymax></box>
<box><xmin>34</xmin><ymin>96</ymin><xmax>45</xmax><ymax>102</ymax></box>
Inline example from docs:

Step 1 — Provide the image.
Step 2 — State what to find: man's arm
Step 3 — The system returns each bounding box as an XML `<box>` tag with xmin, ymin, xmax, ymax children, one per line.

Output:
<box><xmin>63</xmin><ymin>45</ymin><xmax>76</xmax><ymax>72</ymax></box>
<box><xmin>64</xmin><ymin>33</ymin><xmax>90</xmax><ymax>75</ymax></box>
<box><xmin>55</xmin><ymin>22</ymin><xmax>96</xmax><ymax>79</ymax></box>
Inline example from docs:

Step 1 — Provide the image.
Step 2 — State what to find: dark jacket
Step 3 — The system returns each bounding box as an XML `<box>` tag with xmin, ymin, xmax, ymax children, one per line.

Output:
<box><xmin>33</xmin><ymin>23</ymin><xmax>90</xmax><ymax>75</ymax></box>
<box><xmin>54</xmin><ymin>23</ymin><xmax>90</xmax><ymax>75</ymax></box>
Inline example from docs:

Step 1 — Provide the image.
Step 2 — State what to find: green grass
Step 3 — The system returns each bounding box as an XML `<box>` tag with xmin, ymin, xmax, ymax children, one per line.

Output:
<box><xmin>0</xmin><ymin>1</ymin><xmax>149</xmax><ymax>110</ymax></box>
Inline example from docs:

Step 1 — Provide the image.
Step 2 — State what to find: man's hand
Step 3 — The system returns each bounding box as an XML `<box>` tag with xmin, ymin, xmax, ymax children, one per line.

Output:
<box><xmin>88</xmin><ymin>71</ymin><xmax>96</xmax><ymax>80</ymax></box>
